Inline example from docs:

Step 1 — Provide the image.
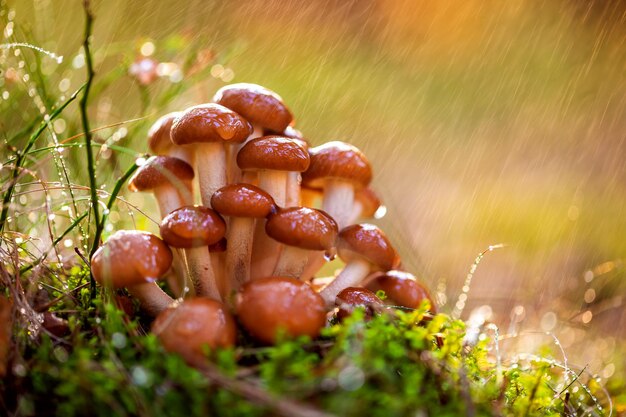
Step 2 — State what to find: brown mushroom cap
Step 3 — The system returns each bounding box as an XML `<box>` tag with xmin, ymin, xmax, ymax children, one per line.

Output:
<box><xmin>128</xmin><ymin>156</ymin><xmax>194</xmax><ymax>192</ymax></box>
<box><xmin>265</xmin><ymin>207</ymin><xmax>337</xmax><ymax>251</ymax></box>
<box><xmin>302</xmin><ymin>141</ymin><xmax>372</xmax><ymax>189</ymax></box>
<box><xmin>211</xmin><ymin>183</ymin><xmax>276</xmax><ymax>218</ymax></box>
<box><xmin>237</xmin><ymin>136</ymin><xmax>310</xmax><ymax>173</ymax></box>
<box><xmin>236</xmin><ymin>277</ymin><xmax>326</xmax><ymax>344</ymax></box>
<box><xmin>170</xmin><ymin>103</ymin><xmax>252</xmax><ymax>146</ymax></box>
<box><xmin>263</xmin><ymin>126</ymin><xmax>309</xmax><ymax>148</ymax></box>
<box><xmin>355</xmin><ymin>187</ymin><xmax>382</xmax><ymax>218</ymax></box>
<box><xmin>214</xmin><ymin>83</ymin><xmax>293</xmax><ymax>132</ymax></box>
<box><xmin>148</xmin><ymin>112</ymin><xmax>181</xmax><ymax>155</ymax></box>
<box><xmin>160</xmin><ymin>206</ymin><xmax>226</xmax><ymax>248</ymax></box>
<box><xmin>366</xmin><ymin>270</ymin><xmax>436</xmax><ymax>312</ymax></box>
<box><xmin>91</xmin><ymin>230</ymin><xmax>173</xmax><ymax>288</ymax></box>
<box><xmin>152</xmin><ymin>298</ymin><xmax>237</xmax><ymax>366</ymax></box>
<box><xmin>336</xmin><ymin>287</ymin><xmax>383</xmax><ymax>320</ymax></box>
<box><xmin>337</xmin><ymin>224</ymin><xmax>400</xmax><ymax>271</ymax></box>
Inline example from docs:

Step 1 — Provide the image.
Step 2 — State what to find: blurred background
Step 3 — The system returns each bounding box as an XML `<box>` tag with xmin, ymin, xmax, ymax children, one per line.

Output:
<box><xmin>3</xmin><ymin>0</ymin><xmax>626</xmax><ymax>391</ymax></box>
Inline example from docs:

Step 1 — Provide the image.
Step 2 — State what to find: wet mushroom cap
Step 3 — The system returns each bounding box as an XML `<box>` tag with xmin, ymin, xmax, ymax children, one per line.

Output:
<box><xmin>337</xmin><ymin>224</ymin><xmax>400</xmax><ymax>271</ymax></box>
<box><xmin>91</xmin><ymin>230</ymin><xmax>173</xmax><ymax>288</ymax></box>
<box><xmin>148</xmin><ymin>112</ymin><xmax>181</xmax><ymax>155</ymax></box>
<box><xmin>152</xmin><ymin>298</ymin><xmax>237</xmax><ymax>366</ymax></box>
<box><xmin>265</xmin><ymin>207</ymin><xmax>338</xmax><ymax>251</ymax></box>
<box><xmin>214</xmin><ymin>83</ymin><xmax>293</xmax><ymax>132</ymax></box>
<box><xmin>160</xmin><ymin>206</ymin><xmax>226</xmax><ymax>248</ymax></box>
<box><xmin>336</xmin><ymin>287</ymin><xmax>383</xmax><ymax>320</ymax></box>
<box><xmin>211</xmin><ymin>184</ymin><xmax>276</xmax><ymax>218</ymax></box>
<box><xmin>236</xmin><ymin>277</ymin><xmax>326</xmax><ymax>344</ymax></box>
<box><xmin>128</xmin><ymin>156</ymin><xmax>194</xmax><ymax>192</ymax></box>
<box><xmin>302</xmin><ymin>141</ymin><xmax>372</xmax><ymax>189</ymax></box>
<box><xmin>237</xmin><ymin>136</ymin><xmax>310</xmax><ymax>172</ymax></box>
<box><xmin>366</xmin><ymin>270</ymin><xmax>436</xmax><ymax>312</ymax></box>
<box><xmin>170</xmin><ymin>103</ymin><xmax>252</xmax><ymax>145</ymax></box>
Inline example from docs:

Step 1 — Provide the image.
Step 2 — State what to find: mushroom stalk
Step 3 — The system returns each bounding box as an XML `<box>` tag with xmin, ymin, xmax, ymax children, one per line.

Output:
<box><xmin>299</xmin><ymin>252</ymin><xmax>327</xmax><ymax>281</ymax></box>
<box><xmin>273</xmin><ymin>246</ymin><xmax>312</xmax><ymax>278</ymax></box>
<box><xmin>285</xmin><ymin>172</ymin><xmax>301</xmax><ymax>207</ymax></box>
<box><xmin>184</xmin><ymin>246</ymin><xmax>221</xmax><ymax>300</ymax></box>
<box><xmin>227</xmin><ymin>125</ymin><xmax>263</xmax><ymax>184</ymax></box>
<box><xmin>153</xmin><ymin>186</ymin><xmax>187</xmax><ymax>219</ymax></box>
<box><xmin>249</xmin><ymin>229</ymin><xmax>282</xmax><ymax>281</ymax></box>
<box><xmin>258</xmin><ymin>170</ymin><xmax>287</xmax><ymax>207</ymax></box>
<box><xmin>322</xmin><ymin>179</ymin><xmax>354</xmax><ymax>229</ymax></box>
<box><xmin>225</xmin><ymin>217</ymin><xmax>255</xmax><ymax>293</ymax></box>
<box><xmin>319</xmin><ymin>259</ymin><xmax>370</xmax><ymax>306</ymax></box>
<box><xmin>196</xmin><ymin>143</ymin><xmax>227</xmax><ymax>208</ymax></box>
<box><xmin>127</xmin><ymin>283</ymin><xmax>175</xmax><ymax>316</ymax></box>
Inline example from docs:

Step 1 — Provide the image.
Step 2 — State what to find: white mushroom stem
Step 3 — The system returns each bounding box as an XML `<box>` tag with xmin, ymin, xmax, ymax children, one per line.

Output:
<box><xmin>285</xmin><ymin>172</ymin><xmax>301</xmax><ymax>207</ymax></box>
<box><xmin>168</xmin><ymin>147</ymin><xmax>195</xmax><ymax>167</ymax></box>
<box><xmin>196</xmin><ymin>143</ymin><xmax>227</xmax><ymax>208</ymax></box>
<box><xmin>347</xmin><ymin>200</ymin><xmax>364</xmax><ymax>225</ymax></box>
<box><xmin>319</xmin><ymin>259</ymin><xmax>370</xmax><ymax>306</ymax></box>
<box><xmin>225</xmin><ymin>217</ymin><xmax>255</xmax><ymax>293</ymax></box>
<box><xmin>322</xmin><ymin>179</ymin><xmax>355</xmax><ymax>229</ymax></box>
<box><xmin>212</xmin><ymin>252</ymin><xmax>226</xmax><ymax>297</ymax></box>
<box><xmin>249</xmin><ymin>226</ymin><xmax>283</xmax><ymax>281</ymax></box>
<box><xmin>228</xmin><ymin>124</ymin><xmax>264</xmax><ymax>184</ymax></box>
<box><xmin>259</xmin><ymin>170</ymin><xmax>287</xmax><ymax>207</ymax></box>
<box><xmin>184</xmin><ymin>246</ymin><xmax>221</xmax><ymax>300</ymax></box>
<box><xmin>153</xmin><ymin>186</ymin><xmax>186</xmax><ymax>219</ymax></box>
<box><xmin>299</xmin><ymin>252</ymin><xmax>327</xmax><ymax>281</ymax></box>
<box><xmin>127</xmin><ymin>283</ymin><xmax>175</xmax><ymax>316</ymax></box>
<box><xmin>273</xmin><ymin>246</ymin><xmax>312</xmax><ymax>278</ymax></box>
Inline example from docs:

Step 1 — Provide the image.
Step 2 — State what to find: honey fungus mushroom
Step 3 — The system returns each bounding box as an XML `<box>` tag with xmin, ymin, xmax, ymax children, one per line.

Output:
<box><xmin>266</xmin><ymin>207</ymin><xmax>338</xmax><ymax>279</ymax></box>
<box><xmin>170</xmin><ymin>103</ymin><xmax>252</xmax><ymax>207</ymax></box>
<box><xmin>366</xmin><ymin>270</ymin><xmax>437</xmax><ymax>313</ymax></box>
<box><xmin>128</xmin><ymin>155</ymin><xmax>194</xmax><ymax>219</ymax></box>
<box><xmin>320</xmin><ymin>223</ymin><xmax>400</xmax><ymax>306</ymax></box>
<box><xmin>91</xmin><ymin>230</ymin><xmax>175</xmax><ymax>316</ymax></box>
<box><xmin>335</xmin><ymin>287</ymin><xmax>383</xmax><ymax>321</ymax></box>
<box><xmin>148</xmin><ymin>111</ymin><xmax>193</xmax><ymax>166</ymax></box>
<box><xmin>160</xmin><ymin>206</ymin><xmax>226</xmax><ymax>300</ymax></box>
<box><xmin>152</xmin><ymin>298</ymin><xmax>237</xmax><ymax>367</ymax></box>
<box><xmin>236</xmin><ymin>277</ymin><xmax>326</xmax><ymax>344</ymax></box>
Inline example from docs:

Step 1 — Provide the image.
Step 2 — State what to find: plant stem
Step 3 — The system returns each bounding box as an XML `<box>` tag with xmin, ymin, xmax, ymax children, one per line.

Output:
<box><xmin>98</xmin><ymin>160</ymin><xmax>141</xmax><ymax>231</ymax></box>
<box><xmin>79</xmin><ymin>0</ymin><xmax>100</xmax><ymax>260</ymax></box>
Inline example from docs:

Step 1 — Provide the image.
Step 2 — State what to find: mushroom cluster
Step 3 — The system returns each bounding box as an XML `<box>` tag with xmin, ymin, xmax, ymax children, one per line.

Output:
<box><xmin>90</xmin><ymin>83</ymin><xmax>436</xmax><ymax>366</ymax></box>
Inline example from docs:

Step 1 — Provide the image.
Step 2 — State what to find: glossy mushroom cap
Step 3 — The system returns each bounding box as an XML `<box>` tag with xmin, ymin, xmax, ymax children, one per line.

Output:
<box><xmin>337</xmin><ymin>224</ymin><xmax>400</xmax><ymax>271</ymax></box>
<box><xmin>211</xmin><ymin>183</ymin><xmax>276</xmax><ymax>218</ymax></box>
<box><xmin>152</xmin><ymin>298</ymin><xmax>237</xmax><ymax>366</ymax></box>
<box><xmin>366</xmin><ymin>270</ymin><xmax>436</xmax><ymax>312</ymax></box>
<box><xmin>160</xmin><ymin>206</ymin><xmax>226</xmax><ymax>248</ymax></box>
<box><xmin>355</xmin><ymin>187</ymin><xmax>382</xmax><ymax>218</ymax></box>
<box><xmin>236</xmin><ymin>277</ymin><xmax>326</xmax><ymax>344</ymax></box>
<box><xmin>91</xmin><ymin>230</ymin><xmax>173</xmax><ymax>288</ymax></box>
<box><xmin>170</xmin><ymin>103</ymin><xmax>252</xmax><ymax>146</ymax></box>
<box><xmin>214</xmin><ymin>83</ymin><xmax>293</xmax><ymax>132</ymax></box>
<box><xmin>148</xmin><ymin>112</ymin><xmax>181</xmax><ymax>155</ymax></box>
<box><xmin>263</xmin><ymin>126</ymin><xmax>309</xmax><ymax>148</ymax></box>
<box><xmin>265</xmin><ymin>207</ymin><xmax>338</xmax><ymax>251</ymax></box>
<box><xmin>128</xmin><ymin>156</ymin><xmax>194</xmax><ymax>192</ymax></box>
<box><xmin>237</xmin><ymin>136</ymin><xmax>310</xmax><ymax>172</ymax></box>
<box><xmin>335</xmin><ymin>287</ymin><xmax>383</xmax><ymax>321</ymax></box>
<box><xmin>302</xmin><ymin>141</ymin><xmax>372</xmax><ymax>189</ymax></box>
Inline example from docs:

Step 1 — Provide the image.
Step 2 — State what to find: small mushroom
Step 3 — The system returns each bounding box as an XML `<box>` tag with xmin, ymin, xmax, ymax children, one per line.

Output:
<box><xmin>302</xmin><ymin>141</ymin><xmax>372</xmax><ymax>229</ymax></box>
<box><xmin>335</xmin><ymin>287</ymin><xmax>383</xmax><ymax>321</ymax></box>
<box><xmin>236</xmin><ymin>277</ymin><xmax>326</xmax><ymax>344</ymax></box>
<box><xmin>214</xmin><ymin>83</ymin><xmax>294</xmax><ymax>183</ymax></box>
<box><xmin>91</xmin><ymin>230</ymin><xmax>175</xmax><ymax>316</ymax></box>
<box><xmin>211</xmin><ymin>184</ymin><xmax>275</xmax><ymax>294</ymax></box>
<box><xmin>266</xmin><ymin>207</ymin><xmax>337</xmax><ymax>279</ymax></box>
<box><xmin>366</xmin><ymin>270</ymin><xmax>436</xmax><ymax>313</ymax></box>
<box><xmin>128</xmin><ymin>155</ymin><xmax>194</xmax><ymax>218</ymax></box>
<box><xmin>170</xmin><ymin>103</ymin><xmax>252</xmax><ymax>208</ymax></box>
<box><xmin>160</xmin><ymin>206</ymin><xmax>226</xmax><ymax>300</ymax></box>
<box><xmin>152</xmin><ymin>298</ymin><xmax>237</xmax><ymax>367</ymax></box>
<box><xmin>319</xmin><ymin>224</ymin><xmax>400</xmax><ymax>307</ymax></box>
<box><xmin>148</xmin><ymin>112</ymin><xmax>193</xmax><ymax>166</ymax></box>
